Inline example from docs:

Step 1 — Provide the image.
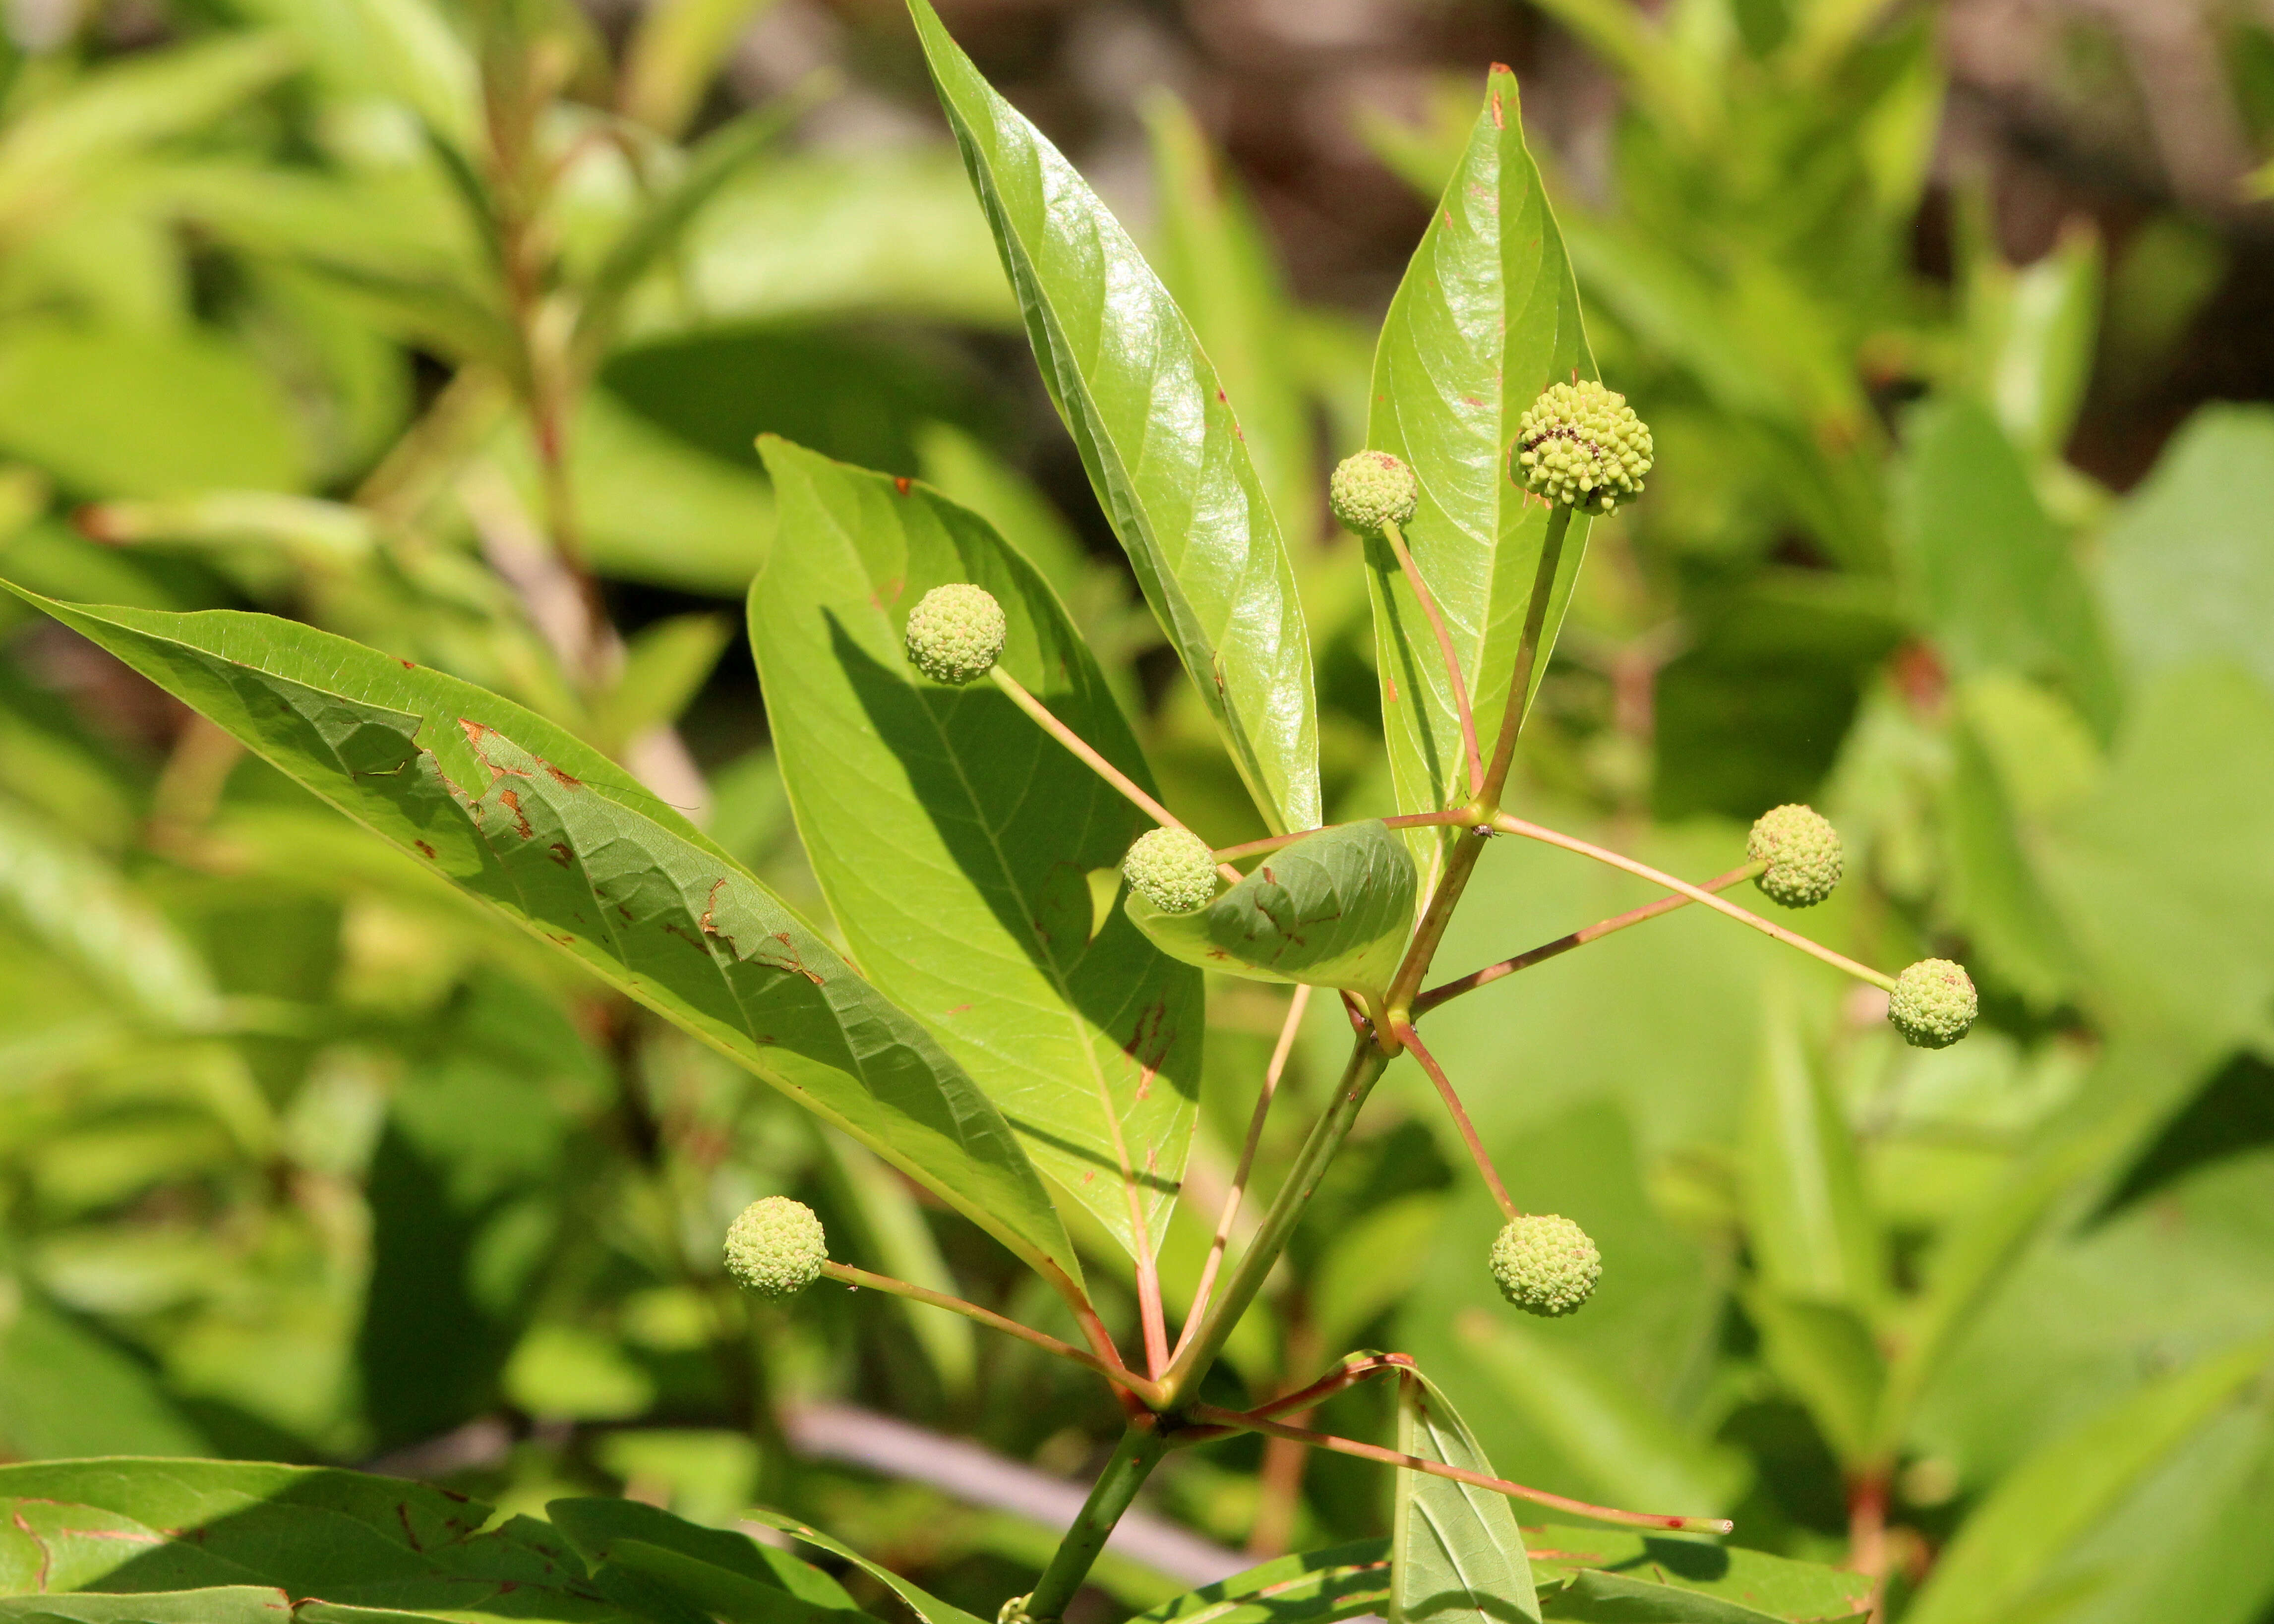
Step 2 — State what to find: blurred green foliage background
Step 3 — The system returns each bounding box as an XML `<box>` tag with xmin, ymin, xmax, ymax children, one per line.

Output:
<box><xmin>0</xmin><ymin>0</ymin><xmax>2270</xmax><ymax>1619</ymax></box>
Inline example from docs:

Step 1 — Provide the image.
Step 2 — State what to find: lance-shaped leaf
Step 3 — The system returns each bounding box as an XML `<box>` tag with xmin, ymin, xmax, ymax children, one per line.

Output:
<box><xmin>1126</xmin><ymin>822</ymin><xmax>1416</xmax><ymax>998</ymax></box>
<box><xmin>740</xmin><ymin>1512</ymin><xmax>991</xmax><ymax>1624</ymax></box>
<box><xmin>1391</xmin><ymin>1368</ymin><xmax>1543</xmax><ymax>1624</ymax></box>
<box><xmin>906</xmin><ymin>0</ymin><xmax>1320</xmax><ymax>836</ymax></box>
<box><xmin>1365</xmin><ymin>66</ymin><xmax>1593</xmax><ymax>892</ymax></box>
<box><xmin>1526</xmin><ymin>1524</ymin><xmax>1869</xmax><ymax>1623</ymax></box>
<box><xmin>1131</xmin><ymin>1542</ymin><xmax>1392</xmax><ymax>1624</ymax></box>
<box><xmin>0</xmin><ymin>583</ymin><xmax>1082</xmax><ymax>1301</ymax></box>
<box><xmin>749</xmin><ymin>438</ymin><xmax>1202</xmax><ymax>1259</ymax></box>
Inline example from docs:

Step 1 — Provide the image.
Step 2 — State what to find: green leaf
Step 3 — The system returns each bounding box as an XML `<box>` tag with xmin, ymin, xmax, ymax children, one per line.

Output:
<box><xmin>1527</xmin><ymin>1526</ymin><xmax>1868</xmax><ymax>1624</ymax></box>
<box><xmin>1139</xmin><ymin>92</ymin><xmax>1317</xmax><ymax>551</ymax></box>
<box><xmin>1902</xmin><ymin>1336</ymin><xmax>2274</xmax><ymax>1624</ymax></box>
<box><xmin>1362</xmin><ymin>66</ymin><xmax>1594</xmax><ymax>892</ymax></box>
<box><xmin>0</xmin><ymin>583</ymin><xmax>1082</xmax><ymax>1301</ymax></box>
<box><xmin>575</xmin><ymin>98</ymin><xmax>806</xmax><ymax>360</ymax></box>
<box><xmin>547</xmin><ymin>1498</ymin><xmax>859</xmax><ymax>1624</ymax></box>
<box><xmin>2095</xmin><ymin>403</ymin><xmax>2274</xmax><ymax>702</ymax></box>
<box><xmin>740</xmin><ymin>1511</ymin><xmax>990</xmax><ymax>1624</ymax></box>
<box><xmin>1892</xmin><ymin>397</ymin><xmax>2117</xmax><ymax>733</ymax></box>
<box><xmin>590</xmin><ymin>613</ymin><xmax>733</xmax><ymax>754</ymax></box>
<box><xmin>0</xmin><ymin>1460</ymin><xmax>610</xmax><ymax>1615</ymax></box>
<box><xmin>1125</xmin><ymin>821</ymin><xmax>1416</xmax><ymax>998</ymax></box>
<box><xmin>1740</xmin><ymin>1294</ymin><xmax>1883</xmax><ymax>1470</ymax></box>
<box><xmin>750</xmin><ymin>437</ymin><xmax>1201</xmax><ymax>1258</ymax></box>
<box><xmin>0</xmin><ymin>1291</ymin><xmax>214</xmax><ymax>1460</ymax></box>
<box><xmin>1390</xmin><ymin>1367</ymin><xmax>1543</xmax><ymax>1624</ymax></box>
<box><xmin>1453</xmin><ymin>1314</ymin><xmax>1746</xmax><ymax>1521</ymax></box>
<box><xmin>1964</xmin><ymin>223</ymin><xmax>2101</xmax><ymax>463</ymax></box>
<box><xmin>0</xmin><ymin>34</ymin><xmax>300</xmax><ymax>232</ymax></box>
<box><xmin>1738</xmin><ymin>979</ymin><xmax>1879</xmax><ymax>1311</ymax></box>
<box><xmin>1129</xmin><ymin>1542</ymin><xmax>1392</xmax><ymax>1624</ymax></box>
<box><xmin>0</xmin><ymin>323</ymin><xmax>304</xmax><ymax>496</ymax></box>
<box><xmin>0</xmin><ymin>1591</ymin><xmax>288</xmax><ymax>1624</ymax></box>
<box><xmin>906</xmin><ymin>0</ymin><xmax>1320</xmax><ymax>836</ymax></box>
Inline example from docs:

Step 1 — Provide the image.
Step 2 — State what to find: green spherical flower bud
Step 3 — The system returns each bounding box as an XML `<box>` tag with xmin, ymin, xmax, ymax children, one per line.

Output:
<box><xmin>724</xmin><ymin>1196</ymin><xmax>827</xmax><ymax>1301</ymax></box>
<box><xmin>1889</xmin><ymin>959</ymin><xmax>1978</xmax><ymax>1049</ymax></box>
<box><xmin>1122</xmin><ymin>827</ymin><xmax>1219</xmax><ymax>915</ymax></box>
<box><xmin>1328</xmin><ymin>451</ymin><xmax>1421</xmax><ymax>538</ymax></box>
<box><xmin>1510</xmin><ymin>380</ymin><xmax>1654</xmax><ymax>514</ymax></box>
<box><xmin>905</xmin><ymin>583</ymin><xmax>1008</xmax><ymax>686</ymax></box>
<box><xmin>996</xmin><ymin>1597</ymin><xmax>1031</xmax><ymax>1624</ymax></box>
<box><xmin>1489</xmin><ymin>1213</ymin><xmax>1601</xmax><ymax>1319</ymax></box>
<box><xmin>1747</xmin><ymin>803</ymin><xmax>1844</xmax><ymax>909</ymax></box>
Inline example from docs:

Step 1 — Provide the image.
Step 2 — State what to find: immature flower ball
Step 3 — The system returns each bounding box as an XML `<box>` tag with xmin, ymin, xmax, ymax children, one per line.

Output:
<box><xmin>1511</xmin><ymin>380</ymin><xmax>1654</xmax><ymax>514</ymax></box>
<box><xmin>723</xmin><ymin>1197</ymin><xmax>827</xmax><ymax>1301</ymax></box>
<box><xmin>1122</xmin><ymin>827</ymin><xmax>1219</xmax><ymax>915</ymax></box>
<box><xmin>1747</xmin><ymin>804</ymin><xmax>1844</xmax><ymax>909</ymax></box>
<box><xmin>1889</xmin><ymin>959</ymin><xmax>1978</xmax><ymax>1049</ymax></box>
<box><xmin>904</xmin><ymin>583</ymin><xmax>1008</xmax><ymax>686</ymax></box>
<box><xmin>1489</xmin><ymin>1214</ymin><xmax>1601</xmax><ymax>1318</ymax></box>
<box><xmin>1328</xmin><ymin>451</ymin><xmax>1421</xmax><ymax>538</ymax></box>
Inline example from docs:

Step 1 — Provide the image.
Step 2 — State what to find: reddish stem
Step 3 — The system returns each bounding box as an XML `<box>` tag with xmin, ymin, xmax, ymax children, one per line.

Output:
<box><xmin>1415</xmin><ymin>861</ymin><xmax>1761</xmax><ymax>1014</ymax></box>
<box><xmin>1392</xmin><ymin>1020</ymin><xmax>1516</xmax><ymax>1220</ymax></box>
<box><xmin>1215</xmin><ymin>810</ymin><xmax>1474</xmax><ymax>864</ymax></box>
<box><xmin>1182</xmin><ymin>1401</ymin><xmax>1733</xmax><ymax>1534</ymax></box>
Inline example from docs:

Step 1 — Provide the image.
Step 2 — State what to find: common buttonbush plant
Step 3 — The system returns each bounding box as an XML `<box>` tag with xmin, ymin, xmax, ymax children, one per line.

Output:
<box><xmin>0</xmin><ymin>7</ymin><xmax>1977</xmax><ymax>1624</ymax></box>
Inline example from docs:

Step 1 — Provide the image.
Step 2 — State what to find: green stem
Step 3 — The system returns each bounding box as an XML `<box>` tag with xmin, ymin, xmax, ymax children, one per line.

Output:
<box><xmin>1022</xmin><ymin>1418</ymin><xmax>1171</xmax><ymax>1621</ymax></box>
<box><xmin>1158</xmin><ymin>1036</ymin><xmax>1393</xmax><ymax>1408</ymax></box>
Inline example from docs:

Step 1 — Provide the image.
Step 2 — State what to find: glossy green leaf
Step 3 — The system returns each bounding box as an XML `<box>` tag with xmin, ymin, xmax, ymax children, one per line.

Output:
<box><xmin>1527</xmin><ymin>1525</ymin><xmax>1867</xmax><ymax>1624</ymax></box>
<box><xmin>1363</xmin><ymin>66</ymin><xmax>1594</xmax><ymax>892</ymax></box>
<box><xmin>1390</xmin><ymin>1367</ymin><xmax>1543</xmax><ymax>1624</ymax></box>
<box><xmin>1140</xmin><ymin>92</ymin><xmax>1317</xmax><ymax>550</ymax></box>
<box><xmin>1738</xmin><ymin>979</ymin><xmax>1879</xmax><ymax>1310</ymax></box>
<box><xmin>1125</xmin><ymin>821</ymin><xmax>1415</xmax><ymax>998</ymax></box>
<box><xmin>0</xmin><ymin>583</ymin><xmax>1081</xmax><ymax>1300</ymax></box>
<box><xmin>906</xmin><ymin>0</ymin><xmax>1320</xmax><ymax>836</ymax></box>
<box><xmin>1903</xmin><ymin>1336</ymin><xmax>2274</xmax><ymax>1624</ymax></box>
<box><xmin>750</xmin><ymin>436</ymin><xmax>1201</xmax><ymax>1258</ymax></box>
<box><xmin>1130</xmin><ymin>1542</ymin><xmax>1391</xmax><ymax>1624</ymax></box>
<box><xmin>740</xmin><ymin>1511</ymin><xmax>990</xmax><ymax>1624</ymax></box>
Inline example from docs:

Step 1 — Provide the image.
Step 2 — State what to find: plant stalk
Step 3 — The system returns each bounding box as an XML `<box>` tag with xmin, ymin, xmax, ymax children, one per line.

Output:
<box><xmin>1158</xmin><ymin>1036</ymin><xmax>1393</xmax><ymax>1408</ymax></box>
<box><xmin>1381</xmin><ymin>517</ymin><xmax>1482</xmax><ymax>798</ymax></box>
<box><xmin>1021</xmin><ymin>1417</ymin><xmax>1171</xmax><ymax>1621</ymax></box>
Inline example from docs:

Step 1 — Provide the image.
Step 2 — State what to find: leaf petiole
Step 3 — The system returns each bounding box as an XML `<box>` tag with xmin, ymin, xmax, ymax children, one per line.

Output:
<box><xmin>822</xmin><ymin>1261</ymin><xmax>1164</xmax><ymax>1407</ymax></box>
<box><xmin>1414</xmin><ymin>859</ymin><xmax>1765</xmax><ymax>1014</ymax></box>
<box><xmin>990</xmin><ymin>666</ymin><xmax>1241</xmax><ymax>884</ymax></box>
<box><xmin>1390</xmin><ymin>1019</ymin><xmax>1516</xmax><ymax>1220</ymax></box>
<box><xmin>1179</xmin><ymin>1401</ymin><xmax>1734</xmax><ymax>1535</ymax></box>
<box><xmin>1488</xmin><ymin>814</ymin><xmax>1899</xmax><ymax>991</ymax></box>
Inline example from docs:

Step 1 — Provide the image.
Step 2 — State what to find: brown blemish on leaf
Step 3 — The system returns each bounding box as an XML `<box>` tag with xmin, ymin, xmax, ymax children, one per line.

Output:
<box><xmin>1490</xmin><ymin>88</ymin><xmax>1504</xmax><ymax>129</ymax></box>
<box><xmin>396</xmin><ymin>1504</ymin><xmax>422</xmax><ymax>1552</ymax></box>
<box><xmin>415</xmin><ymin>840</ymin><xmax>436</xmax><ymax>859</ymax></box>
<box><xmin>894</xmin><ymin>476</ymin><xmax>912</xmax><ymax>494</ymax></box>
<box><xmin>547</xmin><ymin>842</ymin><xmax>573</xmax><ymax>867</ymax></box>
<box><xmin>543</xmin><ymin>763</ymin><xmax>581</xmax><ymax>788</ymax></box>
<box><xmin>399</xmin><ymin>658</ymin><xmax>416</xmax><ymax>670</ymax></box>
<box><xmin>498</xmin><ymin>788</ymin><xmax>534</xmax><ymax>839</ymax></box>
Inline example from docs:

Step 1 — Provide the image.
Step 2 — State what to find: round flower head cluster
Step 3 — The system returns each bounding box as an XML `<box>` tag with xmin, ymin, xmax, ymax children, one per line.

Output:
<box><xmin>1122</xmin><ymin>827</ymin><xmax>1219</xmax><ymax>915</ymax></box>
<box><xmin>904</xmin><ymin>583</ymin><xmax>1008</xmax><ymax>686</ymax></box>
<box><xmin>1328</xmin><ymin>451</ymin><xmax>1421</xmax><ymax>538</ymax></box>
<box><xmin>1889</xmin><ymin>959</ymin><xmax>1978</xmax><ymax>1049</ymax></box>
<box><xmin>724</xmin><ymin>1196</ymin><xmax>827</xmax><ymax>1301</ymax></box>
<box><xmin>1747</xmin><ymin>804</ymin><xmax>1844</xmax><ymax>909</ymax></box>
<box><xmin>1489</xmin><ymin>1213</ymin><xmax>1601</xmax><ymax>1318</ymax></box>
<box><xmin>1511</xmin><ymin>381</ymin><xmax>1653</xmax><ymax>514</ymax></box>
